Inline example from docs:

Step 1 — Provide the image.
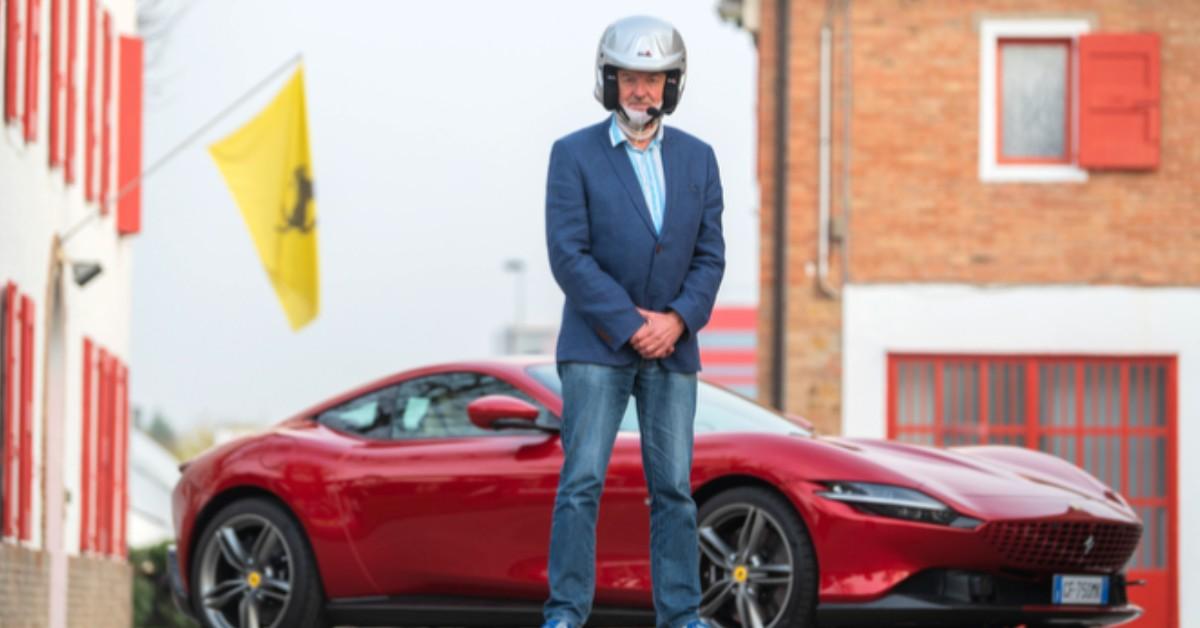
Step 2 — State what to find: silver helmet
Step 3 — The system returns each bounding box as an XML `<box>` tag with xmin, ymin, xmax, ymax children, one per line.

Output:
<box><xmin>594</xmin><ymin>16</ymin><xmax>687</xmax><ymax>115</ymax></box>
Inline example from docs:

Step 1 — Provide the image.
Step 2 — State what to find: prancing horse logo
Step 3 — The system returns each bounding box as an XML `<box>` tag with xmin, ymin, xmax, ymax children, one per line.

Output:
<box><xmin>1082</xmin><ymin>535</ymin><xmax>1096</xmax><ymax>556</ymax></box>
<box><xmin>278</xmin><ymin>166</ymin><xmax>315</xmax><ymax>234</ymax></box>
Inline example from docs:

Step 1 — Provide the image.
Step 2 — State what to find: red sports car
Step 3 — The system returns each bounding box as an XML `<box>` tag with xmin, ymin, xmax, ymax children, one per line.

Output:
<box><xmin>168</xmin><ymin>358</ymin><xmax>1143</xmax><ymax>628</ymax></box>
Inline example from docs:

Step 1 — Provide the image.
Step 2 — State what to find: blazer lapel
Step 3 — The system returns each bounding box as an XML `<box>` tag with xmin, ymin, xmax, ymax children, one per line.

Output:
<box><xmin>660</xmin><ymin>128</ymin><xmax>684</xmax><ymax>241</ymax></box>
<box><xmin>599</xmin><ymin>126</ymin><xmax>658</xmax><ymax>237</ymax></box>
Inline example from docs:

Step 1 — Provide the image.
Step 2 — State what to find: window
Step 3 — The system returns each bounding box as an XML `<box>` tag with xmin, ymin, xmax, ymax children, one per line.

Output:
<box><xmin>319</xmin><ymin>372</ymin><xmax>550</xmax><ymax>440</ymax></box>
<box><xmin>1</xmin><ymin>282</ymin><xmax>35</xmax><ymax>543</ymax></box>
<box><xmin>979</xmin><ymin>19</ymin><xmax>1089</xmax><ymax>183</ymax></box>
<box><xmin>889</xmin><ymin>354</ymin><xmax>1176</xmax><ymax>625</ymax></box>
<box><xmin>979</xmin><ymin>21</ymin><xmax>1160</xmax><ymax>182</ymax></box>
<box><xmin>998</xmin><ymin>39</ymin><xmax>1070</xmax><ymax>164</ymax></box>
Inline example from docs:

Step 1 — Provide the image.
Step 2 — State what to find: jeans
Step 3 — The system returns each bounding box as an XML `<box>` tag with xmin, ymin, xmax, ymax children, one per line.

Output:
<box><xmin>544</xmin><ymin>360</ymin><xmax>701</xmax><ymax>628</ymax></box>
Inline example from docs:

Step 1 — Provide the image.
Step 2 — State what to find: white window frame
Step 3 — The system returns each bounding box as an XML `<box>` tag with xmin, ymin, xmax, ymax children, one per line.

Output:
<box><xmin>978</xmin><ymin>18</ymin><xmax>1092</xmax><ymax>183</ymax></box>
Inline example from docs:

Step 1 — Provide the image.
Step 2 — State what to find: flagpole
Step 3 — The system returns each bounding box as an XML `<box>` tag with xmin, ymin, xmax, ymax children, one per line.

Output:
<box><xmin>60</xmin><ymin>51</ymin><xmax>304</xmax><ymax>244</ymax></box>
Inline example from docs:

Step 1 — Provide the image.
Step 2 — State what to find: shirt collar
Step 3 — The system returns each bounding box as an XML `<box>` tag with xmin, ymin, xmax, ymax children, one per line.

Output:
<box><xmin>608</xmin><ymin>113</ymin><xmax>664</xmax><ymax>149</ymax></box>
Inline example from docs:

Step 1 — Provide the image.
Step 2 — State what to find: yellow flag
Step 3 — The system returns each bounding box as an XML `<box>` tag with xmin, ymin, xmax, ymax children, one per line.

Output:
<box><xmin>209</xmin><ymin>67</ymin><xmax>319</xmax><ymax>331</ymax></box>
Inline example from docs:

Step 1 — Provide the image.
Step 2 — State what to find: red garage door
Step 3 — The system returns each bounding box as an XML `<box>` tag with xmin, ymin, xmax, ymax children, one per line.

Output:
<box><xmin>888</xmin><ymin>355</ymin><xmax>1177</xmax><ymax>628</ymax></box>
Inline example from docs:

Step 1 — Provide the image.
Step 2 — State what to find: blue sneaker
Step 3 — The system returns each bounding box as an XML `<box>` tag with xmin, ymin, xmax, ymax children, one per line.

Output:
<box><xmin>682</xmin><ymin>622</ymin><xmax>712</xmax><ymax>628</ymax></box>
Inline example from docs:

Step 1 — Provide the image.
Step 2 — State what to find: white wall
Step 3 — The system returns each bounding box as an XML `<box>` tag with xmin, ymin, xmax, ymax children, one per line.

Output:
<box><xmin>843</xmin><ymin>283</ymin><xmax>1198</xmax><ymax>627</ymax></box>
<box><xmin>0</xmin><ymin>0</ymin><xmax>138</xmax><ymax>562</ymax></box>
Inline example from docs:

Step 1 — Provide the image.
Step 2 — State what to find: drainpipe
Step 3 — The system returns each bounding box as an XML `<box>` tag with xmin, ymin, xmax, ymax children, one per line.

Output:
<box><xmin>770</xmin><ymin>0</ymin><xmax>790</xmax><ymax>411</ymax></box>
<box><xmin>817</xmin><ymin>22</ymin><xmax>839</xmax><ymax>298</ymax></box>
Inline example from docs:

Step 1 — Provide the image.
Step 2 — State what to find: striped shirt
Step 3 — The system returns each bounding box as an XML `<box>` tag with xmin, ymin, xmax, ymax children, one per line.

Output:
<box><xmin>609</xmin><ymin>114</ymin><xmax>666</xmax><ymax>235</ymax></box>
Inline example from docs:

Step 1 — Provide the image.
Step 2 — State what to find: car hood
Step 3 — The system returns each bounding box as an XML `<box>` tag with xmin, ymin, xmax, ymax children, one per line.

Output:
<box><xmin>819</xmin><ymin>437</ymin><xmax>1136</xmax><ymax>522</ymax></box>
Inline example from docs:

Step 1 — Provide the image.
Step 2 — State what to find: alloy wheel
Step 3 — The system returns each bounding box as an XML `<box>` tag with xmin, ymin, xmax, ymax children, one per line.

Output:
<box><xmin>697</xmin><ymin>503</ymin><xmax>795</xmax><ymax>628</ymax></box>
<box><xmin>197</xmin><ymin>513</ymin><xmax>294</xmax><ymax>628</ymax></box>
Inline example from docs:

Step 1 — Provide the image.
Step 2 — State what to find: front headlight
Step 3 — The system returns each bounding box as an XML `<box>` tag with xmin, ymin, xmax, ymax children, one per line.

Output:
<box><xmin>817</xmin><ymin>481</ymin><xmax>981</xmax><ymax>528</ymax></box>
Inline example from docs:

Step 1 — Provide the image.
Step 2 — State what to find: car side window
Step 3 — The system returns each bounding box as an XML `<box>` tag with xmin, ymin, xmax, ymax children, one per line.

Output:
<box><xmin>397</xmin><ymin>372</ymin><xmax>549</xmax><ymax>439</ymax></box>
<box><xmin>317</xmin><ymin>372</ymin><xmax>549</xmax><ymax>440</ymax></box>
<box><xmin>317</xmin><ymin>385</ymin><xmax>402</xmax><ymax>439</ymax></box>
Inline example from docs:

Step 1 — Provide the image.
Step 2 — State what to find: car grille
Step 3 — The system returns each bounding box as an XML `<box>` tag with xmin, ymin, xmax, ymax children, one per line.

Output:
<box><xmin>983</xmin><ymin>520</ymin><xmax>1142</xmax><ymax>572</ymax></box>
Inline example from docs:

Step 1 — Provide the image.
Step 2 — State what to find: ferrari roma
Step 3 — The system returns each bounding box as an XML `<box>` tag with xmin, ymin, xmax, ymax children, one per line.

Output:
<box><xmin>168</xmin><ymin>357</ymin><xmax>1143</xmax><ymax>627</ymax></box>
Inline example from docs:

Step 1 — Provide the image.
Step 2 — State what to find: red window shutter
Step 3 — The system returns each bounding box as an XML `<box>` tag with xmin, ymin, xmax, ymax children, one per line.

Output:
<box><xmin>116</xmin><ymin>35</ymin><xmax>140</xmax><ymax>234</ymax></box>
<box><xmin>80</xmin><ymin>337</ymin><xmax>93</xmax><ymax>551</ymax></box>
<box><xmin>65</xmin><ymin>0</ymin><xmax>77</xmax><ymax>183</ymax></box>
<box><xmin>17</xmin><ymin>295</ymin><xmax>33</xmax><ymax>541</ymax></box>
<box><xmin>84</xmin><ymin>0</ymin><xmax>95</xmax><ymax>201</ymax></box>
<box><xmin>49</xmin><ymin>0</ymin><xmax>61</xmax><ymax>165</ymax></box>
<box><xmin>98</xmin><ymin>10</ymin><xmax>111</xmax><ymax>212</ymax></box>
<box><xmin>22</xmin><ymin>0</ymin><xmax>40</xmax><ymax>143</ymax></box>
<box><xmin>1</xmin><ymin>283</ymin><xmax>17</xmax><ymax>539</ymax></box>
<box><xmin>1078</xmin><ymin>33</ymin><xmax>1160</xmax><ymax>169</ymax></box>
<box><xmin>97</xmin><ymin>350</ymin><xmax>110</xmax><ymax>552</ymax></box>
<box><xmin>4</xmin><ymin>0</ymin><xmax>21</xmax><ymax>123</ymax></box>
<box><xmin>116</xmin><ymin>362</ymin><xmax>128</xmax><ymax>556</ymax></box>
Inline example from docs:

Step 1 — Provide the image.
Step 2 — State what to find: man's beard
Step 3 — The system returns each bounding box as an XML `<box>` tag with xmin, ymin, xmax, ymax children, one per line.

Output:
<box><xmin>616</xmin><ymin>103</ymin><xmax>662</xmax><ymax>142</ymax></box>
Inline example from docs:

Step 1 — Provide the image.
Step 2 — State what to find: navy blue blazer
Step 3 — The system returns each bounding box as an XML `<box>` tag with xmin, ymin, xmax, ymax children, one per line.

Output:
<box><xmin>545</xmin><ymin>119</ymin><xmax>725</xmax><ymax>373</ymax></box>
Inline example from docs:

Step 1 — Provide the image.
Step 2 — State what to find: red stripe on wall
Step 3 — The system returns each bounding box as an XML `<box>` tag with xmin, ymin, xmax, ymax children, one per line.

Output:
<box><xmin>706</xmin><ymin>306</ymin><xmax>757</xmax><ymax>330</ymax></box>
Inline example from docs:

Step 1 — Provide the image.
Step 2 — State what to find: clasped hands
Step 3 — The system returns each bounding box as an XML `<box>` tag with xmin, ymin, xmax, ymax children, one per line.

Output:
<box><xmin>630</xmin><ymin>307</ymin><xmax>684</xmax><ymax>359</ymax></box>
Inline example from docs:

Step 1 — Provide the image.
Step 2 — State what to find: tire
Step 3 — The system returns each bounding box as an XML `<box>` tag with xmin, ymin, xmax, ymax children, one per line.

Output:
<box><xmin>696</xmin><ymin>486</ymin><xmax>818</xmax><ymax>628</ymax></box>
<box><xmin>189</xmin><ymin>497</ymin><xmax>326</xmax><ymax>628</ymax></box>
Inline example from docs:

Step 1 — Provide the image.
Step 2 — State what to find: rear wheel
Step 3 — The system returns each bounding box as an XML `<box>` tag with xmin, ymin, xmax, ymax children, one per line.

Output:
<box><xmin>697</xmin><ymin>486</ymin><xmax>818</xmax><ymax>628</ymax></box>
<box><xmin>190</xmin><ymin>497</ymin><xmax>326</xmax><ymax>628</ymax></box>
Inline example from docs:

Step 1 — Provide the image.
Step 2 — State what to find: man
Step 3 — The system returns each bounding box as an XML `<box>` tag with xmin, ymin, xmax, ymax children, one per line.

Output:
<box><xmin>542</xmin><ymin>15</ymin><xmax>724</xmax><ymax>628</ymax></box>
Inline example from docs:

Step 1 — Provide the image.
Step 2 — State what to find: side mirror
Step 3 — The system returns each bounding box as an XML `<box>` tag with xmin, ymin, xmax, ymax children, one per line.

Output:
<box><xmin>467</xmin><ymin>395</ymin><xmax>542</xmax><ymax>431</ymax></box>
<box><xmin>785</xmin><ymin>412</ymin><xmax>816</xmax><ymax>433</ymax></box>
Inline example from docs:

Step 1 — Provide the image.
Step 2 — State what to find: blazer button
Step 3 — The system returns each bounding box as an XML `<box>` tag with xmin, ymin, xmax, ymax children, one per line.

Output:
<box><xmin>655</xmin><ymin>244</ymin><xmax>664</xmax><ymax>254</ymax></box>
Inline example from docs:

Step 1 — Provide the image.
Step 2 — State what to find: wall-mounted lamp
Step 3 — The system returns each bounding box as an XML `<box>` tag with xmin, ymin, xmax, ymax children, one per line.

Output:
<box><xmin>71</xmin><ymin>261</ymin><xmax>104</xmax><ymax>287</ymax></box>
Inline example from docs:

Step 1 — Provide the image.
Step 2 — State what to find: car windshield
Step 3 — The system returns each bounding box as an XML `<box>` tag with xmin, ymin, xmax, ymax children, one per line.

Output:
<box><xmin>526</xmin><ymin>364</ymin><xmax>812</xmax><ymax>437</ymax></box>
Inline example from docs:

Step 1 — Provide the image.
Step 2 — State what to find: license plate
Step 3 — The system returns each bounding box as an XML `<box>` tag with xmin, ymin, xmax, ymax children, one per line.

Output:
<box><xmin>1053</xmin><ymin>574</ymin><xmax>1109</xmax><ymax>605</ymax></box>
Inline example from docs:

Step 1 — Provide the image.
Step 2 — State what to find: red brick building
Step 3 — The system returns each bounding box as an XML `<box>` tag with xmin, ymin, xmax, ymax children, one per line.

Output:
<box><xmin>727</xmin><ymin>1</ymin><xmax>1198</xmax><ymax>626</ymax></box>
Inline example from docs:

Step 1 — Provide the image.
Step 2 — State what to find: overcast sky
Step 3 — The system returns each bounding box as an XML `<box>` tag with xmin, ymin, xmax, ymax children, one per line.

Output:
<box><xmin>132</xmin><ymin>0</ymin><xmax>759</xmax><ymax>430</ymax></box>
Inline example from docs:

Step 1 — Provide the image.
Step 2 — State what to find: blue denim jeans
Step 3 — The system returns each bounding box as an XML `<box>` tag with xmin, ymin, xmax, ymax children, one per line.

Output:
<box><xmin>544</xmin><ymin>360</ymin><xmax>701</xmax><ymax>628</ymax></box>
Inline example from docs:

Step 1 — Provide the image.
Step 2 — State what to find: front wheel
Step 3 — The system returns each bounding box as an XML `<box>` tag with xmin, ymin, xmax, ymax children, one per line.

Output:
<box><xmin>697</xmin><ymin>486</ymin><xmax>818</xmax><ymax>628</ymax></box>
<box><xmin>189</xmin><ymin>497</ymin><xmax>326</xmax><ymax>628</ymax></box>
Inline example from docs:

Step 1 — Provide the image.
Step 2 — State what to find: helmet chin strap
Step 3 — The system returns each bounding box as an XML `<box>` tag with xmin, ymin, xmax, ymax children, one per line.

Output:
<box><xmin>616</xmin><ymin>105</ymin><xmax>663</xmax><ymax>142</ymax></box>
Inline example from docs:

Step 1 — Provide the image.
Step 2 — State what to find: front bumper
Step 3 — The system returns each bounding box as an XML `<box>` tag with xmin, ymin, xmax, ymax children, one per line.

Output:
<box><xmin>817</xmin><ymin>569</ymin><xmax>1141</xmax><ymax>627</ymax></box>
<box><xmin>166</xmin><ymin>544</ymin><xmax>198</xmax><ymax>621</ymax></box>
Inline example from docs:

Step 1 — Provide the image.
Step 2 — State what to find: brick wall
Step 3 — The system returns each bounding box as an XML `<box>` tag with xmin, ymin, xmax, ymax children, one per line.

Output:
<box><xmin>756</xmin><ymin>0</ymin><xmax>1200</xmax><ymax>431</ymax></box>
<box><xmin>0</xmin><ymin>544</ymin><xmax>50</xmax><ymax>627</ymax></box>
<box><xmin>67</xmin><ymin>555</ymin><xmax>132</xmax><ymax>628</ymax></box>
<box><xmin>0</xmin><ymin>544</ymin><xmax>131</xmax><ymax>628</ymax></box>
